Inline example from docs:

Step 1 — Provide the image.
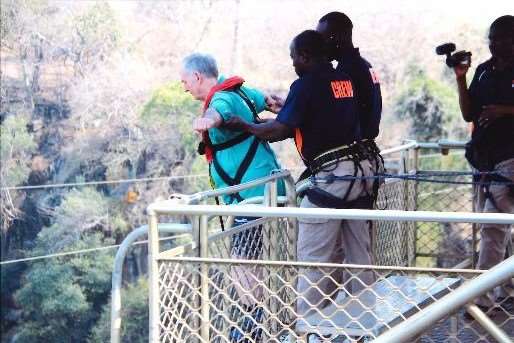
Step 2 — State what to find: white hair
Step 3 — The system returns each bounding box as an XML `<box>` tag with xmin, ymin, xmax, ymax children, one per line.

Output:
<box><xmin>182</xmin><ymin>53</ymin><xmax>218</xmax><ymax>78</ymax></box>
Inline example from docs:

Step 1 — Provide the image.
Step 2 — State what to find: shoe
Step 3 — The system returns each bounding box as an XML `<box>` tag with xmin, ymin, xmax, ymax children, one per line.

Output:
<box><xmin>229</xmin><ymin>306</ymin><xmax>264</xmax><ymax>342</ymax></box>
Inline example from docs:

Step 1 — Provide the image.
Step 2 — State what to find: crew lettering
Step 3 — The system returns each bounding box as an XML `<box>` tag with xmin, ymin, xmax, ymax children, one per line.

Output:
<box><xmin>330</xmin><ymin>80</ymin><xmax>354</xmax><ymax>99</ymax></box>
<box><xmin>370</xmin><ymin>68</ymin><xmax>380</xmax><ymax>84</ymax></box>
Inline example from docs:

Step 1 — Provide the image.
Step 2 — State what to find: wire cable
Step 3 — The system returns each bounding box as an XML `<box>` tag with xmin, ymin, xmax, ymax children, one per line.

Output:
<box><xmin>1</xmin><ymin>174</ymin><xmax>209</xmax><ymax>191</ymax></box>
<box><xmin>0</xmin><ymin>233</ymin><xmax>191</xmax><ymax>266</ymax></box>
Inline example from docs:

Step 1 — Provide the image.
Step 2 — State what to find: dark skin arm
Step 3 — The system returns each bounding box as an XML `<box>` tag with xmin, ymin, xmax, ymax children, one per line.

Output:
<box><xmin>453</xmin><ymin>59</ymin><xmax>473</xmax><ymax>122</ymax></box>
<box><xmin>223</xmin><ymin>116</ymin><xmax>292</xmax><ymax>142</ymax></box>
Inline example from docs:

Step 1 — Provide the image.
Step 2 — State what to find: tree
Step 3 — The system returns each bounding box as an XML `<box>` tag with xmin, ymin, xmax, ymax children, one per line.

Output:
<box><xmin>13</xmin><ymin>188</ymin><xmax>114</xmax><ymax>342</ymax></box>
<box><xmin>394</xmin><ymin>67</ymin><xmax>465</xmax><ymax>142</ymax></box>
<box><xmin>89</xmin><ymin>278</ymin><xmax>149</xmax><ymax>343</ymax></box>
<box><xmin>0</xmin><ymin>114</ymin><xmax>36</xmax><ymax>244</ymax></box>
<box><xmin>14</xmin><ymin>235</ymin><xmax>113</xmax><ymax>343</ymax></box>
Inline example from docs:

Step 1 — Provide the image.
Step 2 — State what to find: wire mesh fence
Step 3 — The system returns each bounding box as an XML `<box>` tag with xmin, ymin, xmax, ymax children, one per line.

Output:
<box><xmin>147</xmin><ymin>143</ymin><xmax>514</xmax><ymax>342</ymax></box>
<box><xmin>156</xmin><ymin>257</ymin><xmax>513</xmax><ymax>342</ymax></box>
<box><xmin>413</xmin><ymin>151</ymin><xmax>475</xmax><ymax>268</ymax></box>
<box><xmin>151</xmin><ymin>205</ymin><xmax>514</xmax><ymax>342</ymax></box>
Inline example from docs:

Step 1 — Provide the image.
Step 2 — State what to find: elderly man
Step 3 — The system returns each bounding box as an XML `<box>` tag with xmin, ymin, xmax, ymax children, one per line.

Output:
<box><xmin>179</xmin><ymin>53</ymin><xmax>284</xmax><ymax>342</ymax></box>
<box><xmin>179</xmin><ymin>53</ymin><xmax>283</xmax><ymax>203</ymax></box>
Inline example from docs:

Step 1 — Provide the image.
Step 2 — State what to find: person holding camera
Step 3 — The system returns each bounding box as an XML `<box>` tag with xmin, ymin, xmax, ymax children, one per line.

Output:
<box><xmin>453</xmin><ymin>15</ymin><xmax>514</xmax><ymax>313</ymax></box>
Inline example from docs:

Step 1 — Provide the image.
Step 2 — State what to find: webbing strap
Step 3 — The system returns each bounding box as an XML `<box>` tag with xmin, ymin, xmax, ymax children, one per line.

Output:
<box><xmin>308</xmin><ymin>144</ymin><xmax>364</xmax><ymax>175</ymax></box>
<box><xmin>198</xmin><ymin>86</ymin><xmax>259</xmax><ymax>156</ymax></box>
<box><xmin>210</xmin><ymin>132</ymin><xmax>252</xmax><ymax>152</ymax></box>
<box><xmin>306</xmin><ymin>187</ymin><xmax>374</xmax><ymax>209</ymax></box>
<box><xmin>212</xmin><ymin>136</ymin><xmax>261</xmax><ymax>203</ymax></box>
<box><xmin>235</xmin><ymin>88</ymin><xmax>258</xmax><ymax>119</ymax></box>
<box><xmin>207</xmin><ymin>86</ymin><xmax>262</xmax><ymax>203</ymax></box>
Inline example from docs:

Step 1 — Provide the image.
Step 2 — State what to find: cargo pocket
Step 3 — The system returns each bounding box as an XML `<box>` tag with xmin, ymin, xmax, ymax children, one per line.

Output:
<box><xmin>299</xmin><ymin>195</ymin><xmax>330</xmax><ymax>224</ymax></box>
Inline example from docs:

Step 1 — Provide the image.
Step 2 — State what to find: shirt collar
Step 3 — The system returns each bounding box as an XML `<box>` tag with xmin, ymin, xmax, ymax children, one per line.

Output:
<box><xmin>339</xmin><ymin>47</ymin><xmax>361</xmax><ymax>61</ymax></box>
<box><xmin>303</xmin><ymin>62</ymin><xmax>333</xmax><ymax>76</ymax></box>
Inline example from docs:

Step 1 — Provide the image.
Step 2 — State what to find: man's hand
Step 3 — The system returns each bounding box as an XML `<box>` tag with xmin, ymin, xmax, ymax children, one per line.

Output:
<box><xmin>223</xmin><ymin>116</ymin><xmax>250</xmax><ymax>132</ymax></box>
<box><xmin>478</xmin><ymin>105</ymin><xmax>514</xmax><ymax>128</ymax></box>
<box><xmin>453</xmin><ymin>52</ymin><xmax>472</xmax><ymax>79</ymax></box>
<box><xmin>193</xmin><ymin>116</ymin><xmax>218</xmax><ymax>133</ymax></box>
<box><xmin>192</xmin><ymin>108</ymin><xmax>223</xmax><ymax>133</ymax></box>
<box><xmin>265</xmin><ymin>94</ymin><xmax>285</xmax><ymax>113</ymax></box>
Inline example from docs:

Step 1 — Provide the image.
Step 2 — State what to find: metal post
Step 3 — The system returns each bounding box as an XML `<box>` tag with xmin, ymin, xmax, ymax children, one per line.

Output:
<box><xmin>471</xmin><ymin>180</ymin><xmax>481</xmax><ymax>269</ymax></box>
<box><xmin>190</xmin><ymin>215</ymin><xmax>202</xmax><ymax>343</ymax></box>
<box><xmin>284</xmin><ymin>174</ymin><xmax>298</xmax><ymax>262</ymax></box>
<box><xmin>411</xmin><ymin>147</ymin><xmax>420</xmax><ymax>266</ymax></box>
<box><xmin>111</xmin><ymin>224</ymin><xmax>191</xmax><ymax>343</ymax></box>
<box><xmin>199</xmin><ymin>215</ymin><xmax>210</xmax><ymax>342</ymax></box>
<box><xmin>268</xmin><ymin>179</ymin><xmax>278</xmax><ymax>260</ymax></box>
<box><xmin>148</xmin><ymin>210</ymin><xmax>160</xmax><ymax>343</ymax></box>
<box><xmin>398</xmin><ymin>148</ymin><xmax>410</xmax><ymax>264</ymax></box>
<box><xmin>400</xmin><ymin>148</ymin><xmax>408</xmax><ymax>174</ymax></box>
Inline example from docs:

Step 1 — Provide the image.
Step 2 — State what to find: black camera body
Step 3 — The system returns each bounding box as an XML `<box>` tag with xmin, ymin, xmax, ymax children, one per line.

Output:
<box><xmin>436</xmin><ymin>43</ymin><xmax>472</xmax><ymax>68</ymax></box>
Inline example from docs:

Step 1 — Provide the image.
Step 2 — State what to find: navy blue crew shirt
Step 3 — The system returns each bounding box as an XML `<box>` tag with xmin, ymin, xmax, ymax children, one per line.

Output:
<box><xmin>276</xmin><ymin>63</ymin><xmax>361</xmax><ymax>163</ymax></box>
<box><xmin>469</xmin><ymin>59</ymin><xmax>514</xmax><ymax>166</ymax></box>
<box><xmin>336</xmin><ymin>48</ymin><xmax>382</xmax><ymax>140</ymax></box>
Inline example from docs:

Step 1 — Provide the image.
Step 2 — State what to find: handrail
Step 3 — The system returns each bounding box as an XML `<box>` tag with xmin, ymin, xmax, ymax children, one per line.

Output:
<box><xmin>380</xmin><ymin>139</ymin><xmax>466</xmax><ymax>156</ymax></box>
<box><xmin>176</xmin><ymin>170</ymin><xmax>292</xmax><ymax>204</ymax></box>
<box><xmin>373</xmin><ymin>254</ymin><xmax>514</xmax><ymax>343</ymax></box>
<box><xmin>110</xmin><ymin>223</ymin><xmax>192</xmax><ymax>343</ymax></box>
<box><xmin>147</xmin><ymin>170</ymin><xmax>296</xmax><ymax>343</ymax></box>
<box><xmin>381</xmin><ymin>141</ymin><xmax>418</xmax><ymax>155</ymax></box>
<box><xmin>147</xmin><ymin>204</ymin><xmax>514</xmax><ymax>225</ymax></box>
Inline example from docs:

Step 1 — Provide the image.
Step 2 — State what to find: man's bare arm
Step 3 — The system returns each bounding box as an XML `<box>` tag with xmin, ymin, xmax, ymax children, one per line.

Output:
<box><xmin>454</xmin><ymin>64</ymin><xmax>473</xmax><ymax>122</ymax></box>
<box><xmin>193</xmin><ymin>108</ymin><xmax>223</xmax><ymax>132</ymax></box>
<box><xmin>224</xmin><ymin>116</ymin><xmax>292</xmax><ymax>142</ymax></box>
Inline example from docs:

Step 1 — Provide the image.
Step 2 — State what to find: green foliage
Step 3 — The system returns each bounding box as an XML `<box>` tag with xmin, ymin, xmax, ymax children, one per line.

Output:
<box><xmin>0</xmin><ymin>114</ymin><xmax>37</xmax><ymax>187</ymax></box>
<box><xmin>394</xmin><ymin>67</ymin><xmax>465</xmax><ymax>141</ymax></box>
<box><xmin>89</xmin><ymin>278</ymin><xmax>149</xmax><ymax>343</ymax></box>
<box><xmin>73</xmin><ymin>2</ymin><xmax>119</xmax><ymax>52</ymax></box>
<box><xmin>35</xmin><ymin>188</ymin><xmax>110</xmax><ymax>253</ymax></box>
<box><xmin>141</xmin><ymin>81</ymin><xmax>200</xmax><ymax>155</ymax></box>
<box><xmin>15</xmin><ymin>233</ymin><xmax>114</xmax><ymax>343</ymax></box>
<box><xmin>418</xmin><ymin>152</ymin><xmax>470</xmax><ymax>172</ymax></box>
<box><xmin>185</xmin><ymin>156</ymin><xmax>210</xmax><ymax>193</ymax></box>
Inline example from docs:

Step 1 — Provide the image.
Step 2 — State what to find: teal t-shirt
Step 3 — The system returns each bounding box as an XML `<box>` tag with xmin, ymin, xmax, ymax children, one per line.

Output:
<box><xmin>208</xmin><ymin>77</ymin><xmax>285</xmax><ymax>204</ymax></box>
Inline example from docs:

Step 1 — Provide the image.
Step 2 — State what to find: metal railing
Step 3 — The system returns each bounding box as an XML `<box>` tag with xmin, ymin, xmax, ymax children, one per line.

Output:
<box><xmin>110</xmin><ymin>223</ymin><xmax>192</xmax><ymax>343</ymax></box>
<box><xmin>108</xmin><ymin>139</ymin><xmax>513</xmax><ymax>342</ymax></box>
<box><xmin>147</xmin><ymin>204</ymin><xmax>514</xmax><ymax>342</ymax></box>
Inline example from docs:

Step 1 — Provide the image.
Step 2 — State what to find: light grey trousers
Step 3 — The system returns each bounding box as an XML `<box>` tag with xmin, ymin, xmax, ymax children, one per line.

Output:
<box><xmin>476</xmin><ymin>158</ymin><xmax>514</xmax><ymax>306</ymax></box>
<box><xmin>296</xmin><ymin>160</ymin><xmax>376</xmax><ymax>316</ymax></box>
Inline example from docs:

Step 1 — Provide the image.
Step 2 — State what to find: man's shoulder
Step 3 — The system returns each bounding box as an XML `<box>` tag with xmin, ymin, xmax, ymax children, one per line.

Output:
<box><xmin>338</xmin><ymin>56</ymin><xmax>372</xmax><ymax>75</ymax></box>
<box><xmin>209</xmin><ymin>92</ymin><xmax>236</xmax><ymax>113</ymax></box>
<box><xmin>476</xmin><ymin>59</ymin><xmax>494</xmax><ymax>73</ymax></box>
<box><xmin>211</xmin><ymin>91</ymin><xmax>235</xmax><ymax>104</ymax></box>
<box><xmin>331</xmin><ymin>67</ymin><xmax>352</xmax><ymax>81</ymax></box>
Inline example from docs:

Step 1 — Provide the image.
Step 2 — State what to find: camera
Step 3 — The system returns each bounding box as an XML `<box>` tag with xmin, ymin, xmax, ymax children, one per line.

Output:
<box><xmin>436</xmin><ymin>43</ymin><xmax>472</xmax><ymax>68</ymax></box>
